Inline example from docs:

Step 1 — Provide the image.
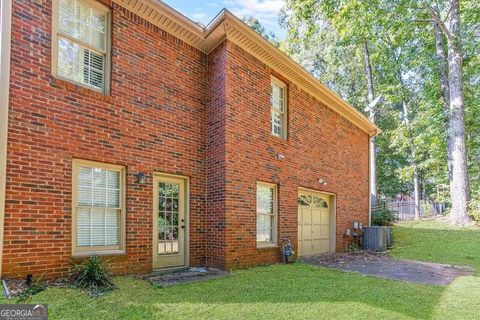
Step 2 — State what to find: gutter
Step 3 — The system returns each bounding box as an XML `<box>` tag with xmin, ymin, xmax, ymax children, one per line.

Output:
<box><xmin>0</xmin><ymin>0</ymin><xmax>13</xmax><ymax>278</ymax></box>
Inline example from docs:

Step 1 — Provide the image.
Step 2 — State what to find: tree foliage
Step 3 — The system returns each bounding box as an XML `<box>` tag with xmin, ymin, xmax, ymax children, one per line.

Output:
<box><xmin>243</xmin><ymin>16</ymin><xmax>281</xmax><ymax>48</ymax></box>
<box><xmin>280</xmin><ymin>0</ymin><xmax>479</xmax><ymax>210</ymax></box>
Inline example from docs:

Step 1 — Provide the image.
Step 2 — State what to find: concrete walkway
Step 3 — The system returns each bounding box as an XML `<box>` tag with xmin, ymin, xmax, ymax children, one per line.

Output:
<box><xmin>299</xmin><ymin>252</ymin><xmax>474</xmax><ymax>285</ymax></box>
<box><xmin>146</xmin><ymin>267</ymin><xmax>230</xmax><ymax>287</ymax></box>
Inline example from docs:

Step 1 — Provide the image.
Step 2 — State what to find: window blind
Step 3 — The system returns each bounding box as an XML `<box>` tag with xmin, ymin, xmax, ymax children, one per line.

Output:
<box><xmin>76</xmin><ymin>166</ymin><xmax>120</xmax><ymax>247</ymax></box>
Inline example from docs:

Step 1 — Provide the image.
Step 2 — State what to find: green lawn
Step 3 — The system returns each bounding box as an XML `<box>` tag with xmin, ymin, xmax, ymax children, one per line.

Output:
<box><xmin>392</xmin><ymin>220</ymin><xmax>480</xmax><ymax>271</ymax></box>
<box><xmin>6</xmin><ymin>265</ymin><xmax>443</xmax><ymax>320</ymax></box>
<box><xmin>4</xmin><ymin>220</ymin><xmax>480</xmax><ymax>319</ymax></box>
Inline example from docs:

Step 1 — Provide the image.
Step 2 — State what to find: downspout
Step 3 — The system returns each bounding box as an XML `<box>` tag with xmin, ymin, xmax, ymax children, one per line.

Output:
<box><xmin>368</xmin><ymin>134</ymin><xmax>372</xmax><ymax>226</ymax></box>
<box><xmin>0</xmin><ymin>0</ymin><xmax>13</xmax><ymax>278</ymax></box>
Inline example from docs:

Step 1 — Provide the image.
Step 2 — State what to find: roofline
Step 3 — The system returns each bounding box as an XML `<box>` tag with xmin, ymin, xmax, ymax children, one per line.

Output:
<box><xmin>113</xmin><ymin>0</ymin><xmax>381</xmax><ymax>137</ymax></box>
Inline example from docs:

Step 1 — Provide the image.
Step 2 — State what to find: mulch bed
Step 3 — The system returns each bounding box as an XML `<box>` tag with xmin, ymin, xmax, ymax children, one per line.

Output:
<box><xmin>3</xmin><ymin>277</ymin><xmax>70</xmax><ymax>298</ymax></box>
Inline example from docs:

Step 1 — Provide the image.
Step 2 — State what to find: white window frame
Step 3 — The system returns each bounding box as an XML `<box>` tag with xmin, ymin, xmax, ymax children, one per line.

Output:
<box><xmin>51</xmin><ymin>0</ymin><xmax>111</xmax><ymax>94</ymax></box>
<box><xmin>256</xmin><ymin>182</ymin><xmax>278</xmax><ymax>247</ymax></box>
<box><xmin>71</xmin><ymin>159</ymin><xmax>126</xmax><ymax>256</ymax></box>
<box><xmin>270</xmin><ymin>76</ymin><xmax>287</xmax><ymax>139</ymax></box>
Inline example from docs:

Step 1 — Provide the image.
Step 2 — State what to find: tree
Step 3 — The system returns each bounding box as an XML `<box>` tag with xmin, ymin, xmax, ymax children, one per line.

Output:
<box><xmin>429</xmin><ymin>1</ymin><xmax>471</xmax><ymax>224</ymax></box>
<box><xmin>281</xmin><ymin>0</ymin><xmax>385</xmax><ymax>206</ymax></box>
<box><xmin>280</xmin><ymin>0</ymin><xmax>478</xmax><ymax>225</ymax></box>
<box><xmin>242</xmin><ymin>16</ymin><xmax>281</xmax><ymax>48</ymax></box>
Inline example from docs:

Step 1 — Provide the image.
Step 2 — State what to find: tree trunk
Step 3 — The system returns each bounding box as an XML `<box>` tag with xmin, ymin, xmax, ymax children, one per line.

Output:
<box><xmin>363</xmin><ymin>40</ymin><xmax>377</xmax><ymax>205</ymax></box>
<box><xmin>433</xmin><ymin>21</ymin><xmax>454</xmax><ymax>184</ymax></box>
<box><xmin>402</xmin><ymin>101</ymin><xmax>421</xmax><ymax>220</ymax></box>
<box><xmin>444</xmin><ymin>0</ymin><xmax>470</xmax><ymax>224</ymax></box>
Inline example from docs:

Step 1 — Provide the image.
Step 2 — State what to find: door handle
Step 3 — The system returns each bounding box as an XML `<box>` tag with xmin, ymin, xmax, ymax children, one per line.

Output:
<box><xmin>181</xmin><ymin>225</ymin><xmax>185</xmax><ymax>229</ymax></box>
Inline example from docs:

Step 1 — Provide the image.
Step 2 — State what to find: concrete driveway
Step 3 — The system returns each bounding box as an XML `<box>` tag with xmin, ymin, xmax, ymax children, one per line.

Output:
<box><xmin>299</xmin><ymin>252</ymin><xmax>473</xmax><ymax>285</ymax></box>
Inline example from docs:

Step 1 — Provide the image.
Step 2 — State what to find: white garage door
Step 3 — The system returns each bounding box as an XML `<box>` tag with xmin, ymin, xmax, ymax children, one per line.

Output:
<box><xmin>298</xmin><ymin>191</ymin><xmax>333</xmax><ymax>256</ymax></box>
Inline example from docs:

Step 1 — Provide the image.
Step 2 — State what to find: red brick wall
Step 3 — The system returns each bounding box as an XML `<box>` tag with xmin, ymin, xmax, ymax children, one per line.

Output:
<box><xmin>205</xmin><ymin>43</ymin><xmax>228</xmax><ymax>268</ymax></box>
<box><xmin>4</xmin><ymin>0</ymin><xmax>207</xmax><ymax>279</ymax></box>
<box><xmin>4</xmin><ymin>0</ymin><xmax>369</xmax><ymax>278</ymax></box>
<box><xmin>222</xmin><ymin>42</ymin><xmax>369</xmax><ymax>268</ymax></box>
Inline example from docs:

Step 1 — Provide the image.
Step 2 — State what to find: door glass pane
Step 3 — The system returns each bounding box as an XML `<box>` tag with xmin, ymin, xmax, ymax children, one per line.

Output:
<box><xmin>158</xmin><ymin>182</ymin><xmax>180</xmax><ymax>255</ymax></box>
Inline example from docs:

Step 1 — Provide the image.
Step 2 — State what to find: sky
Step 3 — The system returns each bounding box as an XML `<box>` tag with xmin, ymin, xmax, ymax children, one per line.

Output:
<box><xmin>163</xmin><ymin>0</ymin><xmax>285</xmax><ymax>37</ymax></box>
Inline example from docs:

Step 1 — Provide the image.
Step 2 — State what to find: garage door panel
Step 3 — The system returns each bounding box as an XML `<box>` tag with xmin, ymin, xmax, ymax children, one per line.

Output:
<box><xmin>320</xmin><ymin>210</ymin><xmax>329</xmax><ymax>223</ymax></box>
<box><xmin>311</xmin><ymin>224</ymin><xmax>322</xmax><ymax>238</ymax></box>
<box><xmin>303</xmin><ymin>225</ymin><xmax>312</xmax><ymax>239</ymax></box>
<box><xmin>303</xmin><ymin>209</ymin><xmax>312</xmax><ymax>223</ymax></box>
<box><xmin>319</xmin><ymin>224</ymin><xmax>330</xmax><ymax>236</ymax></box>
<box><xmin>302</xmin><ymin>240</ymin><xmax>312</xmax><ymax>254</ymax></box>
<box><xmin>312</xmin><ymin>210</ymin><xmax>321</xmax><ymax>223</ymax></box>
<box><xmin>313</xmin><ymin>239</ymin><xmax>329</xmax><ymax>252</ymax></box>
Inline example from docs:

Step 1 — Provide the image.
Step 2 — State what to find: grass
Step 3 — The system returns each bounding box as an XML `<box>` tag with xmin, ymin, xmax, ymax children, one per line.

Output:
<box><xmin>392</xmin><ymin>220</ymin><xmax>480</xmax><ymax>271</ymax></box>
<box><xmin>6</xmin><ymin>265</ymin><xmax>442</xmax><ymax>320</ymax></box>
<box><xmin>3</xmin><ymin>220</ymin><xmax>480</xmax><ymax>319</ymax></box>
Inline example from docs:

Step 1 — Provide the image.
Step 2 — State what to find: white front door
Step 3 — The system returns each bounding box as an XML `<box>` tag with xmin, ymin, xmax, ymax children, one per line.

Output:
<box><xmin>153</xmin><ymin>175</ymin><xmax>187</xmax><ymax>269</ymax></box>
<box><xmin>298</xmin><ymin>191</ymin><xmax>333</xmax><ymax>256</ymax></box>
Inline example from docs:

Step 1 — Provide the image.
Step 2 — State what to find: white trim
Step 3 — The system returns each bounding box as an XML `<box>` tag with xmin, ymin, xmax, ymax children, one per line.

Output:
<box><xmin>0</xmin><ymin>0</ymin><xmax>13</xmax><ymax>278</ymax></box>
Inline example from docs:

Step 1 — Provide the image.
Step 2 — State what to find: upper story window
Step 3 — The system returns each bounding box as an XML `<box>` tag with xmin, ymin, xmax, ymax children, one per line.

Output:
<box><xmin>270</xmin><ymin>77</ymin><xmax>287</xmax><ymax>139</ymax></box>
<box><xmin>52</xmin><ymin>0</ymin><xmax>110</xmax><ymax>93</ymax></box>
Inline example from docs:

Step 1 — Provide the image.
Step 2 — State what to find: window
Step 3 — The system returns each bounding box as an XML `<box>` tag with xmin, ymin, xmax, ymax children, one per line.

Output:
<box><xmin>52</xmin><ymin>0</ymin><xmax>110</xmax><ymax>92</ymax></box>
<box><xmin>270</xmin><ymin>77</ymin><xmax>287</xmax><ymax>138</ymax></box>
<box><xmin>298</xmin><ymin>195</ymin><xmax>329</xmax><ymax>208</ymax></box>
<box><xmin>256</xmin><ymin>182</ymin><xmax>277</xmax><ymax>246</ymax></box>
<box><xmin>72</xmin><ymin>160</ymin><xmax>125</xmax><ymax>255</ymax></box>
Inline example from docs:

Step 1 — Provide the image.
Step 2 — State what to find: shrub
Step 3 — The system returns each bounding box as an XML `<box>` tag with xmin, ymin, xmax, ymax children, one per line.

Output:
<box><xmin>71</xmin><ymin>255</ymin><xmax>115</xmax><ymax>297</ymax></box>
<box><xmin>372</xmin><ymin>208</ymin><xmax>396</xmax><ymax>226</ymax></box>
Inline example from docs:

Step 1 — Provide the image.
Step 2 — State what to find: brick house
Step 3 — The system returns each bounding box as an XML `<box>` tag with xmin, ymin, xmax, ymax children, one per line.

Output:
<box><xmin>0</xmin><ymin>0</ymin><xmax>379</xmax><ymax>279</ymax></box>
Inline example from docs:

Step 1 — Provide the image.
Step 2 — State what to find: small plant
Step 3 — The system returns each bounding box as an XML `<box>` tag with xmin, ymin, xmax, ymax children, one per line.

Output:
<box><xmin>17</xmin><ymin>276</ymin><xmax>47</xmax><ymax>301</ymax></box>
<box><xmin>71</xmin><ymin>255</ymin><xmax>115</xmax><ymax>297</ymax></box>
<box><xmin>347</xmin><ymin>243</ymin><xmax>360</xmax><ymax>253</ymax></box>
<box><xmin>372</xmin><ymin>208</ymin><xmax>396</xmax><ymax>226</ymax></box>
